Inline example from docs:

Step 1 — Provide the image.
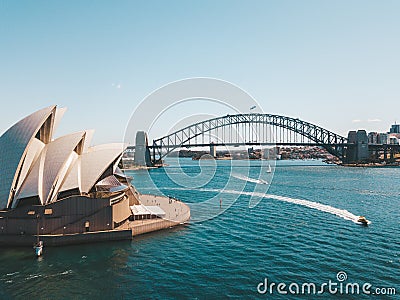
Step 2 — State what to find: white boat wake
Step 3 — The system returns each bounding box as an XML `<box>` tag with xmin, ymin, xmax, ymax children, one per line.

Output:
<box><xmin>232</xmin><ymin>174</ymin><xmax>268</xmax><ymax>185</ymax></box>
<box><xmin>164</xmin><ymin>186</ymin><xmax>368</xmax><ymax>224</ymax></box>
<box><xmin>264</xmin><ymin>194</ymin><xmax>366</xmax><ymax>224</ymax></box>
<box><xmin>223</xmin><ymin>189</ymin><xmax>368</xmax><ymax>224</ymax></box>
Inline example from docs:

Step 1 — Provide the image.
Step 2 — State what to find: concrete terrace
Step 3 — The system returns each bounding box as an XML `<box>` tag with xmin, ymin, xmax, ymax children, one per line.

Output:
<box><xmin>120</xmin><ymin>194</ymin><xmax>191</xmax><ymax>236</ymax></box>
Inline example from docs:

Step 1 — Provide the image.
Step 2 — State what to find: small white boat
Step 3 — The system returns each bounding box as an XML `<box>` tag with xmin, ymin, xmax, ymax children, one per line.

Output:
<box><xmin>34</xmin><ymin>241</ymin><xmax>43</xmax><ymax>257</ymax></box>
<box><xmin>357</xmin><ymin>216</ymin><xmax>369</xmax><ymax>226</ymax></box>
<box><xmin>258</xmin><ymin>179</ymin><xmax>268</xmax><ymax>185</ymax></box>
<box><xmin>266</xmin><ymin>165</ymin><xmax>272</xmax><ymax>173</ymax></box>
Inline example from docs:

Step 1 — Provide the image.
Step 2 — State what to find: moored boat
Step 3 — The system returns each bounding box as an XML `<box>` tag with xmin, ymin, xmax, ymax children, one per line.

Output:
<box><xmin>34</xmin><ymin>240</ymin><xmax>43</xmax><ymax>257</ymax></box>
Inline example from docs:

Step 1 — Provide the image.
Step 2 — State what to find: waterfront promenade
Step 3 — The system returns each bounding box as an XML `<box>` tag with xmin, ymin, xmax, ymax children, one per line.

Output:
<box><xmin>123</xmin><ymin>194</ymin><xmax>191</xmax><ymax>236</ymax></box>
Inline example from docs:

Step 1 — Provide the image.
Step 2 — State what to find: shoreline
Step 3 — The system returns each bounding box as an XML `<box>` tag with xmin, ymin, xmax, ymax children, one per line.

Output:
<box><xmin>340</xmin><ymin>162</ymin><xmax>400</xmax><ymax>168</ymax></box>
<box><xmin>122</xmin><ymin>164</ymin><xmax>167</xmax><ymax>170</ymax></box>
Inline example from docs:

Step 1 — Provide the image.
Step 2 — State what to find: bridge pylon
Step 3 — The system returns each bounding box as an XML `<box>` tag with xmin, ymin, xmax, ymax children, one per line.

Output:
<box><xmin>133</xmin><ymin>131</ymin><xmax>152</xmax><ymax>167</ymax></box>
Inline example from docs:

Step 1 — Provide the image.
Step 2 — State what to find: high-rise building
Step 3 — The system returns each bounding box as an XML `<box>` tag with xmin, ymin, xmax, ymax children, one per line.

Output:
<box><xmin>389</xmin><ymin>123</ymin><xmax>400</xmax><ymax>134</ymax></box>
<box><xmin>347</xmin><ymin>131</ymin><xmax>357</xmax><ymax>143</ymax></box>
<box><xmin>356</xmin><ymin>130</ymin><xmax>369</xmax><ymax>160</ymax></box>
<box><xmin>368</xmin><ymin>132</ymin><xmax>378</xmax><ymax>144</ymax></box>
<box><xmin>378</xmin><ymin>133</ymin><xmax>388</xmax><ymax>144</ymax></box>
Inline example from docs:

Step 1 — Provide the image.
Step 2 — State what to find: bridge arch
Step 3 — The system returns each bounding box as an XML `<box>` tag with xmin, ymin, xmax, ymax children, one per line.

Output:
<box><xmin>150</xmin><ymin>113</ymin><xmax>348</xmax><ymax>162</ymax></box>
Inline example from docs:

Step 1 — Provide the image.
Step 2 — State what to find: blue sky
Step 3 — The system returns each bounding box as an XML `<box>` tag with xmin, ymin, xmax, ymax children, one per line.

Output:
<box><xmin>1</xmin><ymin>0</ymin><xmax>399</xmax><ymax>144</ymax></box>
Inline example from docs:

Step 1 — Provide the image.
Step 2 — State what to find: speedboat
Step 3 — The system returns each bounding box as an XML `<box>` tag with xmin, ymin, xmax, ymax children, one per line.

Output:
<box><xmin>34</xmin><ymin>241</ymin><xmax>43</xmax><ymax>257</ymax></box>
<box><xmin>357</xmin><ymin>216</ymin><xmax>369</xmax><ymax>226</ymax></box>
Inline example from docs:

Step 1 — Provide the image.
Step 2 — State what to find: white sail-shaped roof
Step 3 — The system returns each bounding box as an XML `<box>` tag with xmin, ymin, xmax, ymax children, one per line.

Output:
<box><xmin>83</xmin><ymin>129</ymin><xmax>94</xmax><ymax>151</ymax></box>
<box><xmin>48</xmin><ymin>151</ymin><xmax>79</xmax><ymax>204</ymax></box>
<box><xmin>0</xmin><ymin>105</ymin><xmax>56</xmax><ymax>209</ymax></box>
<box><xmin>0</xmin><ymin>106</ymin><xmax>127</xmax><ymax>209</ymax></box>
<box><xmin>57</xmin><ymin>129</ymin><xmax>95</xmax><ymax>194</ymax></box>
<box><xmin>16</xmin><ymin>131</ymin><xmax>86</xmax><ymax>205</ymax></box>
<box><xmin>41</xmin><ymin>132</ymin><xmax>85</xmax><ymax>204</ymax></box>
<box><xmin>53</xmin><ymin>107</ymin><xmax>67</xmax><ymax>136</ymax></box>
<box><xmin>15</xmin><ymin>138</ymin><xmax>45</xmax><ymax>193</ymax></box>
<box><xmin>80</xmin><ymin>144</ymin><xmax>124</xmax><ymax>193</ymax></box>
<box><xmin>59</xmin><ymin>156</ymin><xmax>81</xmax><ymax>193</ymax></box>
<box><xmin>13</xmin><ymin>150</ymin><xmax>44</xmax><ymax>204</ymax></box>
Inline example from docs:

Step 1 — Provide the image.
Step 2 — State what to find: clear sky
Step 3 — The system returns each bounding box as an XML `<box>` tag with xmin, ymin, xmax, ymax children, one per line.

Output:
<box><xmin>1</xmin><ymin>0</ymin><xmax>399</xmax><ymax>144</ymax></box>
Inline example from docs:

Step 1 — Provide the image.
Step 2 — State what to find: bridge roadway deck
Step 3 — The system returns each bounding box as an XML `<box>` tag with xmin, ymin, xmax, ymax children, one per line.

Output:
<box><xmin>147</xmin><ymin>142</ymin><xmax>350</xmax><ymax>149</ymax></box>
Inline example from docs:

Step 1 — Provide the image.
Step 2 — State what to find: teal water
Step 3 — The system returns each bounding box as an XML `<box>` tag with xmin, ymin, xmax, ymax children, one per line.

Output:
<box><xmin>0</xmin><ymin>159</ymin><xmax>399</xmax><ymax>299</ymax></box>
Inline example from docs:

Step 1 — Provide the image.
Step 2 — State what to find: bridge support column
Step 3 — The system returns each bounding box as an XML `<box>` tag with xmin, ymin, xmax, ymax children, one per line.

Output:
<box><xmin>341</xmin><ymin>146</ymin><xmax>345</xmax><ymax>161</ymax></box>
<box><xmin>152</xmin><ymin>143</ymin><xmax>156</xmax><ymax>165</ymax></box>
<box><xmin>383</xmin><ymin>146</ymin><xmax>387</xmax><ymax>161</ymax></box>
<box><xmin>134</xmin><ymin>131</ymin><xmax>152</xmax><ymax>167</ymax></box>
<box><xmin>210</xmin><ymin>143</ymin><xmax>216</xmax><ymax>158</ymax></box>
<box><xmin>344</xmin><ymin>144</ymin><xmax>356</xmax><ymax>163</ymax></box>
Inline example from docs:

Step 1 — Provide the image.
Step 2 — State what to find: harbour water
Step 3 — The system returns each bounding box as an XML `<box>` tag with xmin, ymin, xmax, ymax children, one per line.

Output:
<box><xmin>0</xmin><ymin>159</ymin><xmax>398</xmax><ymax>299</ymax></box>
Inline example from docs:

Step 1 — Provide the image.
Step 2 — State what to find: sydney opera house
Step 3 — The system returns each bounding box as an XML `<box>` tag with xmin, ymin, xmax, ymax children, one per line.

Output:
<box><xmin>0</xmin><ymin>106</ymin><xmax>190</xmax><ymax>246</ymax></box>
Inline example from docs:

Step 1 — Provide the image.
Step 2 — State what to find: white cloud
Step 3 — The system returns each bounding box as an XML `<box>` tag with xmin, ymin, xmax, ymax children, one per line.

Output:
<box><xmin>367</xmin><ymin>118</ymin><xmax>382</xmax><ymax>122</ymax></box>
<box><xmin>111</xmin><ymin>83</ymin><xmax>121</xmax><ymax>89</ymax></box>
<box><xmin>352</xmin><ymin>119</ymin><xmax>362</xmax><ymax>123</ymax></box>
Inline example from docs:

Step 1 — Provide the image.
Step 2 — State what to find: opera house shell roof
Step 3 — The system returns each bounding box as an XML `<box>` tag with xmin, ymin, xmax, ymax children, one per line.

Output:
<box><xmin>0</xmin><ymin>105</ymin><xmax>125</xmax><ymax>210</ymax></box>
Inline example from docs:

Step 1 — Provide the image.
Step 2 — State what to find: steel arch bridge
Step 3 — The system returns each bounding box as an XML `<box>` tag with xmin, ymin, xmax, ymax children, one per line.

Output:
<box><xmin>149</xmin><ymin>113</ymin><xmax>348</xmax><ymax>162</ymax></box>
